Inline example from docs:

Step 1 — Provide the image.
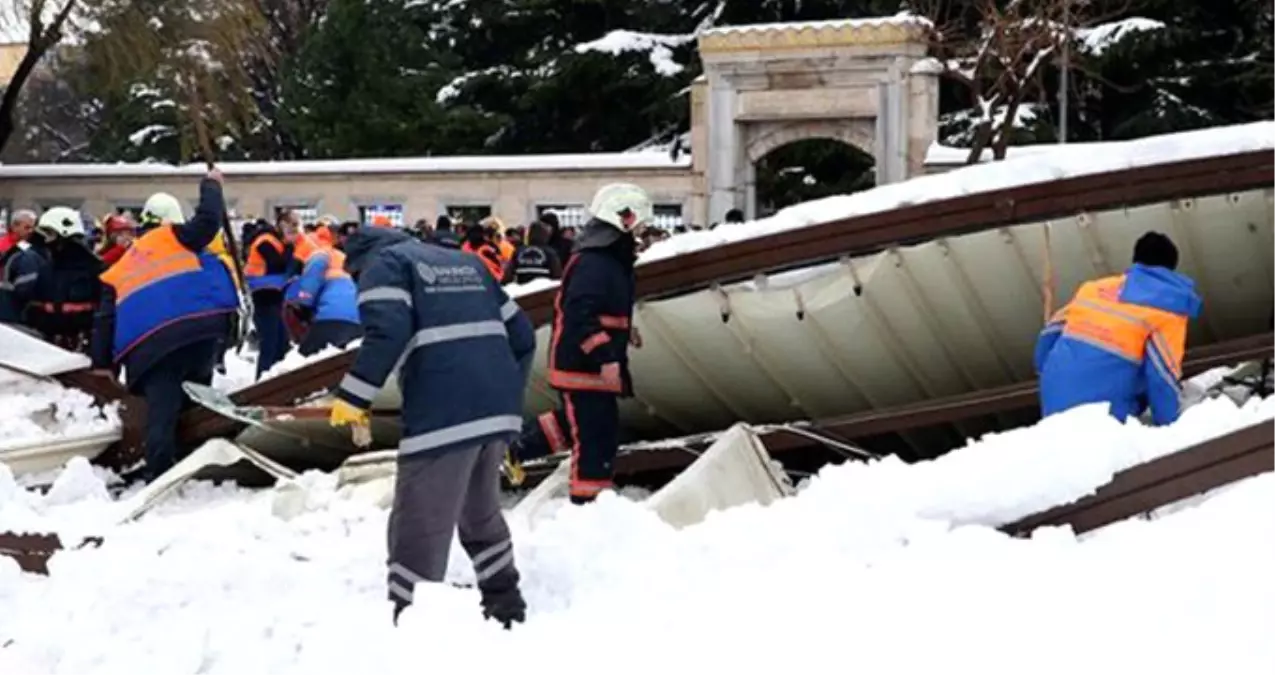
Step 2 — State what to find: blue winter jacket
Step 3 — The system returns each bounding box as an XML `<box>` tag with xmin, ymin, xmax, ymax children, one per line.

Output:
<box><xmin>285</xmin><ymin>249</ymin><xmax>360</xmax><ymax>325</ymax></box>
<box><xmin>0</xmin><ymin>243</ymin><xmax>45</xmax><ymax>324</ymax></box>
<box><xmin>89</xmin><ymin>179</ymin><xmax>236</xmax><ymax>388</ymax></box>
<box><xmin>1035</xmin><ymin>264</ymin><xmax>1202</xmax><ymax>426</ymax></box>
<box><xmin>334</xmin><ymin>228</ymin><xmax>536</xmax><ymax>458</ymax></box>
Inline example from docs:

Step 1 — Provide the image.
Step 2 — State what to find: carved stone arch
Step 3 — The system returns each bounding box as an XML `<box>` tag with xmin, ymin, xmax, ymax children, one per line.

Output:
<box><xmin>745</xmin><ymin>120</ymin><xmax>876</xmax><ymax>164</ymax></box>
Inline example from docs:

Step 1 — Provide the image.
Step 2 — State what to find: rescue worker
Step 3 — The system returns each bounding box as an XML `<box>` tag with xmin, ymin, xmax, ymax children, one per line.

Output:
<box><xmin>485</xmin><ymin>216</ymin><xmax>516</xmax><ymax>262</ymax></box>
<box><xmin>462</xmin><ymin>219</ymin><xmax>505</xmax><ymax>280</ymax></box>
<box><xmin>513</xmin><ymin>184</ymin><xmax>648</xmax><ymax>504</ymax></box>
<box><xmin>244</xmin><ymin>218</ymin><xmax>293</xmax><ymax>377</ymax></box>
<box><xmin>285</xmin><ymin>228</ymin><xmax>361</xmax><ymax>355</ymax></box>
<box><xmin>0</xmin><ymin>210</ymin><xmax>43</xmax><ymax>326</ymax></box>
<box><xmin>90</xmin><ymin>169</ymin><xmax>239</xmax><ymax>481</ymax></box>
<box><xmin>501</xmin><ymin>220</ymin><xmax>563</xmax><ymax>285</ymax></box>
<box><xmin>20</xmin><ymin>207</ymin><xmax>103</xmax><ymax>350</ymax></box>
<box><xmin>0</xmin><ymin>209</ymin><xmax>36</xmax><ymax>255</ymax></box>
<box><xmin>97</xmin><ymin>214</ymin><xmax>137</xmax><ymax>267</ymax></box>
<box><xmin>539</xmin><ymin>211</ymin><xmax>573</xmax><ymax>264</ymax></box>
<box><xmin>1035</xmin><ymin>231</ymin><xmax>1202</xmax><ymax>426</ymax></box>
<box><xmin>431</xmin><ymin>214</ymin><xmax>461</xmax><ymax>249</ymax></box>
<box><xmin>329</xmin><ymin>227</ymin><xmax>535</xmax><ymax>628</ymax></box>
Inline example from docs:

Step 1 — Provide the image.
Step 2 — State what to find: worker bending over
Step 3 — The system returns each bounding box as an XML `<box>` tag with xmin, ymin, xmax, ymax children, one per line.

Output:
<box><xmin>329</xmin><ymin>227</ymin><xmax>535</xmax><ymax>628</ymax></box>
<box><xmin>1035</xmin><ymin>231</ymin><xmax>1202</xmax><ymax>426</ymax></box>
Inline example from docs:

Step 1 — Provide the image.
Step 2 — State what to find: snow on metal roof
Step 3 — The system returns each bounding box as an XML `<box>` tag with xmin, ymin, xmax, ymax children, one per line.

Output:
<box><xmin>0</xmin><ymin>151</ymin><xmax>692</xmax><ymax>179</ymax></box>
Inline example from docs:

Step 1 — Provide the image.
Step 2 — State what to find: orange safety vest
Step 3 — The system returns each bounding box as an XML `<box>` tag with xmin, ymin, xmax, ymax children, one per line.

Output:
<box><xmin>463</xmin><ymin>241</ymin><xmax>505</xmax><ymax>280</ymax></box>
<box><xmin>1053</xmin><ymin>275</ymin><xmax>1187</xmax><ymax>378</ymax></box>
<box><xmin>245</xmin><ymin>232</ymin><xmax>287</xmax><ymax>291</ymax></box>
<box><xmin>100</xmin><ymin>225</ymin><xmax>238</xmax><ymax>360</ymax></box>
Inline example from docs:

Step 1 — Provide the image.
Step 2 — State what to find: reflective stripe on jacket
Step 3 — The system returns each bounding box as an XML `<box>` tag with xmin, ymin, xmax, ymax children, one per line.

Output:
<box><xmin>1035</xmin><ymin>264</ymin><xmax>1201</xmax><ymax>426</ymax></box>
<box><xmin>99</xmin><ymin>224</ymin><xmax>239</xmax><ymax>360</ymax></box>
<box><xmin>333</xmin><ymin>231</ymin><xmax>536</xmax><ymax>458</ymax></box>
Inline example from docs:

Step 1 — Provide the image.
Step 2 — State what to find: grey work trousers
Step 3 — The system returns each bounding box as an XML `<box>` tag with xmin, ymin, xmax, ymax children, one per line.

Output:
<box><xmin>386</xmin><ymin>439</ymin><xmax>521</xmax><ymax>609</ymax></box>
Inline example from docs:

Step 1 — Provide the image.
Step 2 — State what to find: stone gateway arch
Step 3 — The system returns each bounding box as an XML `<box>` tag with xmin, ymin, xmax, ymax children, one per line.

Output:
<box><xmin>689</xmin><ymin>16</ymin><xmax>939</xmax><ymax>224</ymax></box>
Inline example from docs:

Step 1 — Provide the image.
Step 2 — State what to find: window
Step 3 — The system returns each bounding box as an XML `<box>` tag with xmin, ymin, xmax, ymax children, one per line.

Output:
<box><xmin>273</xmin><ymin>204</ymin><xmax>319</xmax><ymax>226</ymax></box>
<box><xmin>445</xmin><ymin>204</ymin><xmax>492</xmax><ymax>227</ymax></box>
<box><xmin>359</xmin><ymin>203</ymin><xmax>405</xmax><ymax>228</ymax></box>
<box><xmin>535</xmin><ymin>204</ymin><xmax>588</xmax><ymax>228</ymax></box>
<box><xmin>652</xmin><ymin>203</ymin><xmax>684</xmax><ymax>231</ymax></box>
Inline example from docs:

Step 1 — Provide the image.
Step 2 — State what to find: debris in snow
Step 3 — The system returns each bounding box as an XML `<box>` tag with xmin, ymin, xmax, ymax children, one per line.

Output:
<box><xmin>0</xmin><ymin>394</ymin><xmax>1270</xmax><ymax>670</ymax></box>
<box><xmin>43</xmin><ymin>457</ymin><xmax>111</xmax><ymax>507</ymax></box>
<box><xmin>214</xmin><ymin>342</ymin><xmax>361</xmax><ymax>394</ymax></box>
<box><xmin>0</xmin><ymin>374</ymin><xmax>121</xmax><ymax>451</ymax></box>
<box><xmin>1078</xmin><ymin>17</ymin><xmax>1165</xmax><ymax>56</ymax></box>
<box><xmin>574</xmin><ymin>30</ymin><xmax>694</xmax><ymax>76</ymax></box>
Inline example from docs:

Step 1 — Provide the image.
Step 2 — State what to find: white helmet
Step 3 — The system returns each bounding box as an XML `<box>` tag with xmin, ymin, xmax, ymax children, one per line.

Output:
<box><xmin>142</xmin><ymin>192</ymin><xmax>186</xmax><ymax>226</ymax></box>
<box><xmin>36</xmin><ymin>206</ymin><xmax>84</xmax><ymax>239</ymax></box>
<box><xmin>588</xmin><ymin>183</ymin><xmax>653</xmax><ymax>232</ymax></box>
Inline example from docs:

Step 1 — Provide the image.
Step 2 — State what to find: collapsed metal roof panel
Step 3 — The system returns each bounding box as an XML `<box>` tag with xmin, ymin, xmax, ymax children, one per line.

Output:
<box><xmin>177</xmin><ymin>148</ymin><xmax>1275</xmax><ymax>449</ymax></box>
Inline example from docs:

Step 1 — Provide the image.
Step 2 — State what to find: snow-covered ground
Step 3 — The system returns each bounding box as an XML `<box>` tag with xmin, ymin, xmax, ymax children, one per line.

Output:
<box><xmin>1</xmin><ymin>396</ymin><xmax>1271</xmax><ymax>674</ymax></box>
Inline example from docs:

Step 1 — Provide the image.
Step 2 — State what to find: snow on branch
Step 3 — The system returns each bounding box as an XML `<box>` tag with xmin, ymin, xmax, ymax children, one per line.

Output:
<box><xmin>913</xmin><ymin>0</ymin><xmax>1132</xmax><ymax>163</ymax></box>
<box><xmin>573</xmin><ymin>30</ymin><xmax>694</xmax><ymax>76</ymax></box>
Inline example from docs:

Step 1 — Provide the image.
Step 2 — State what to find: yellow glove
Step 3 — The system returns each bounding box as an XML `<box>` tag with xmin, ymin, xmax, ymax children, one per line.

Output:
<box><xmin>330</xmin><ymin>399</ymin><xmax>372</xmax><ymax>448</ymax></box>
<box><xmin>502</xmin><ymin>446</ymin><xmax>526</xmax><ymax>486</ymax></box>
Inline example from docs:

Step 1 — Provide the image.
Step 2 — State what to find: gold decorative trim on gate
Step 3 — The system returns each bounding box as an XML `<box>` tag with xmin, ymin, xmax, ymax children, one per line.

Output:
<box><xmin>699</xmin><ymin>17</ymin><xmax>930</xmax><ymax>53</ymax></box>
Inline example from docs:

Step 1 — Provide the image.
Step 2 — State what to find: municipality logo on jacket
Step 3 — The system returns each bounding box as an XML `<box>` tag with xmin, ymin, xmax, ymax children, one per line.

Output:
<box><xmin>416</xmin><ymin>261</ymin><xmax>483</xmax><ymax>292</ymax></box>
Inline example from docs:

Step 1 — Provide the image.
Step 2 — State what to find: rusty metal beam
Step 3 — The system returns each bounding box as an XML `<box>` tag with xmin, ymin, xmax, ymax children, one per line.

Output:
<box><xmin>1000</xmin><ymin>420</ymin><xmax>1274</xmax><ymax>537</ymax></box>
<box><xmin>598</xmin><ymin>332</ymin><xmax>1273</xmax><ymax>478</ymax></box>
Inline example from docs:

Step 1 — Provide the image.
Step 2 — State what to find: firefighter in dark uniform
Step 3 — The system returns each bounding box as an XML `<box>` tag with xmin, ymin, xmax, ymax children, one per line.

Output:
<box><xmin>18</xmin><ymin>207</ymin><xmax>103</xmax><ymax>351</ymax></box>
<box><xmin>513</xmin><ymin>184</ymin><xmax>650</xmax><ymax>503</ymax></box>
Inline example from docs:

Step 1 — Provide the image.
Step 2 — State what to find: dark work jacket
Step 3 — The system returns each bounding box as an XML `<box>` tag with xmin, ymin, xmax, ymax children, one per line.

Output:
<box><xmin>546</xmin><ymin>219</ymin><xmax>637</xmax><ymax>396</ymax></box>
<box><xmin>90</xmin><ymin>179</ymin><xmax>232</xmax><ymax>390</ymax></box>
<box><xmin>502</xmin><ymin>244</ymin><xmax>563</xmax><ymax>285</ymax></box>
<box><xmin>0</xmin><ymin>242</ymin><xmax>43</xmax><ymax>324</ymax></box>
<box><xmin>25</xmin><ymin>237</ymin><xmax>104</xmax><ymax>340</ymax></box>
<box><xmin>430</xmin><ymin>229</ymin><xmax>461</xmax><ymax>249</ymax></box>
<box><xmin>334</xmin><ymin>228</ymin><xmax>537</xmax><ymax>459</ymax></box>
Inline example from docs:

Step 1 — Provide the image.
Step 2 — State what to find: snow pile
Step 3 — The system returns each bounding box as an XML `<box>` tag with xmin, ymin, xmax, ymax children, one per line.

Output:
<box><xmin>574</xmin><ymin>30</ymin><xmax>694</xmax><ymax>76</ymax></box>
<box><xmin>214</xmin><ymin>341</ymin><xmax>361</xmax><ymax>393</ymax></box>
<box><xmin>1078</xmin><ymin>17</ymin><xmax>1165</xmax><ymax>56</ymax></box>
<box><xmin>0</xmin><ymin>396</ymin><xmax>1272</xmax><ymax>673</ymax></box>
<box><xmin>0</xmin><ymin>373</ymin><xmax>120</xmax><ymax>451</ymax></box>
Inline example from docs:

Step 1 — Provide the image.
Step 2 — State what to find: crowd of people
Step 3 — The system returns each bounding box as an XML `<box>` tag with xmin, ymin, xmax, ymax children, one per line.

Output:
<box><xmin>0</xmin><ymin>170</ymin><xmax>661</xmax><ymax>631</ymax></box>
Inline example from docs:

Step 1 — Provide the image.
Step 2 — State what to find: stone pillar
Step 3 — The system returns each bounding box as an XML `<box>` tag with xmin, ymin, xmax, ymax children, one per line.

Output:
<box><xmin>906</xmin><ymin>66</ymin><xmax>940</xmax><ymax>178</ymax></box>
<box><xmin>706</xmin><ymin>73</ymin><xmax>743</xmax><ymax>225</ymax></box>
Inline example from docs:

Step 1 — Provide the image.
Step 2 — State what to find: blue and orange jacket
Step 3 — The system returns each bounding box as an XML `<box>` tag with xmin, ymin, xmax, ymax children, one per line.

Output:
<box><xmin>284</xmin><ymin>232</ymin><xmax>359</xmax><ymax>325</ymax></box>
<box><xmin>1035</xmin><ymin>264</ymin><xmax>1202</xmax><ymax>426</ymax></box>
<box><xmin>244</xmin><ymin>230</ymin><xmax>290</xmax><ymax>293</ymax></box>
<box><xmin>90</xmin><ymin>179</ymin><xmax>238</xmax><ymax>387</ymax></box>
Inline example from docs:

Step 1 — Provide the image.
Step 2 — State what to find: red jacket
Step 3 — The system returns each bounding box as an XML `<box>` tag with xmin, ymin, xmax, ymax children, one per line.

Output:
<box><xmin>0</xmin><ymin>231</ymin><xmax>19</xmax><ymax>255</ymax></box>
<box><xmin>99</xmin><ymin>244</ymin><xmax>128</xmax><ymax>267</ymax></box>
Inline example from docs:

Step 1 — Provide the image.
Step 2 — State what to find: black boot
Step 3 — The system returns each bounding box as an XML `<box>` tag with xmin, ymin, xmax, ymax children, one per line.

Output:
<box><xmin>480</xmin><ymin>587</ymin><xmax>527</xmax><ymax>630</ymax></box>
<box><xmin>392</xmin><ymin>600</ymin><xmax>409</xmax><ymax>626</ymax></box>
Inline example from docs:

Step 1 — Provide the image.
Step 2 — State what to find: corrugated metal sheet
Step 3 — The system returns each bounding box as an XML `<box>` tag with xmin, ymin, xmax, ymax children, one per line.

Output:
<box><xmin>517</xmin><ymin>188</ymin><xmax>1273</xmax><ymax>442</ymax></box>
<box><xmin>176</xmin><ymin>149</ymin><xmax>1275</xmax><ymax>449</ymax></box>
